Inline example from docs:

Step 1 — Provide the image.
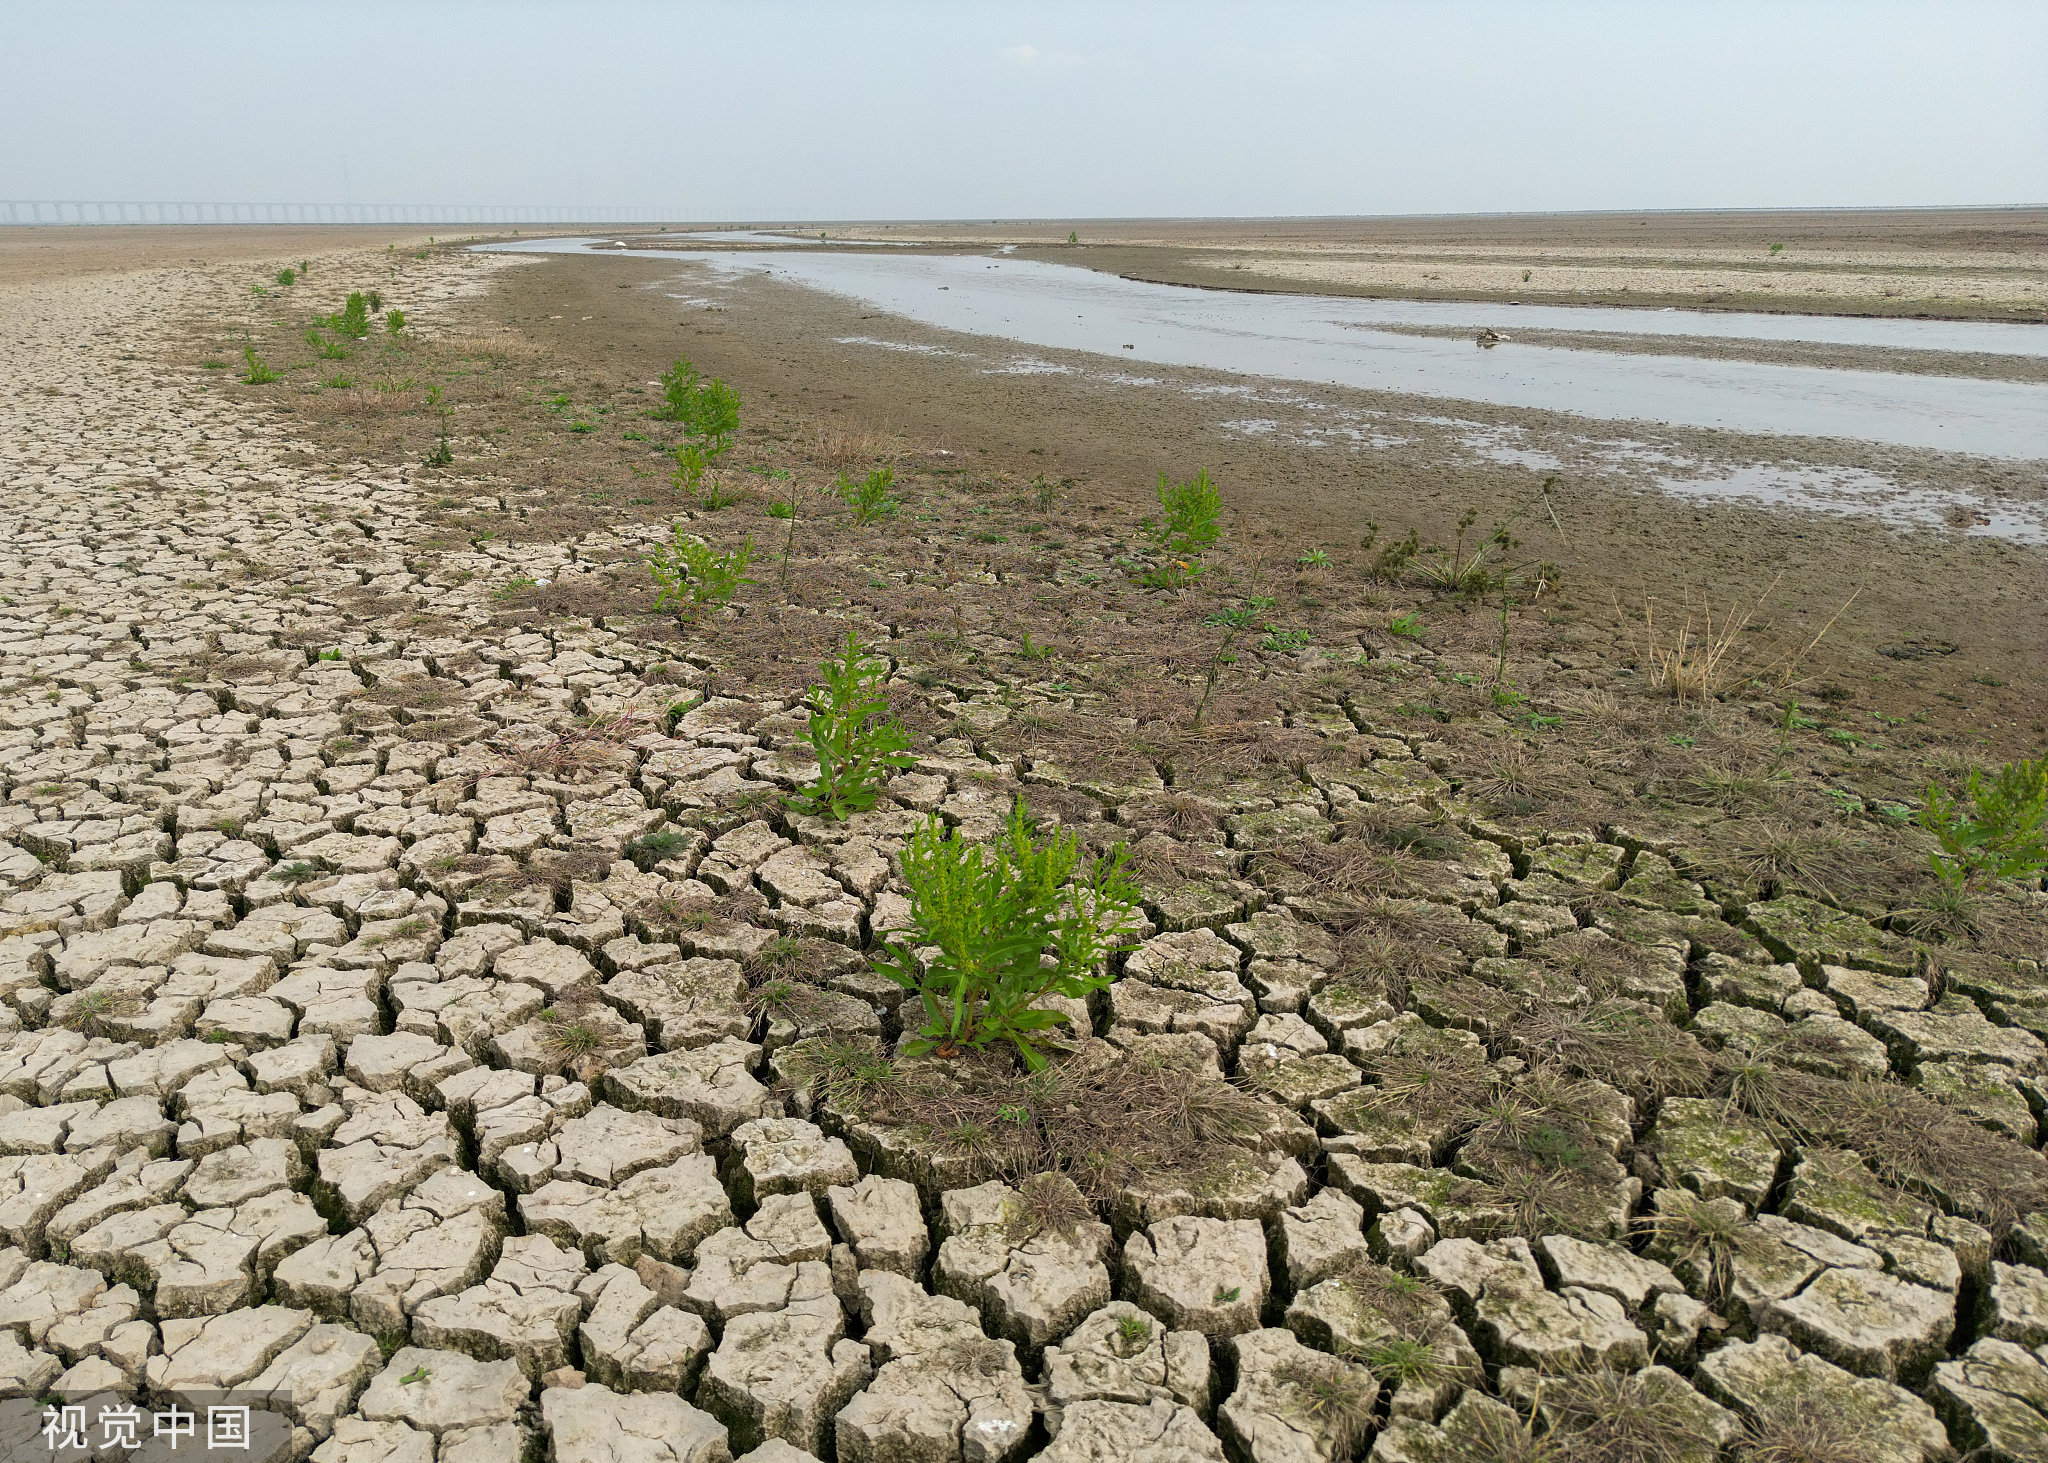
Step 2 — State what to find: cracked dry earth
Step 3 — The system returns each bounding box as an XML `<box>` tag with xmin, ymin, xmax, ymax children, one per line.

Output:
<box><xmin>1</xmin><ymin>244</ymin><xmax>2046</xmax><ymax>1463</ymax></box>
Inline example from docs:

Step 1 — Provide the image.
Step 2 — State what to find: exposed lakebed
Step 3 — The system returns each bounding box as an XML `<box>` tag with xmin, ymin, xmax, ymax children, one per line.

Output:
<box><xmin>485</xmin><ymin>238</ymin><xmax>2047</xmax><ymax>458</ymax></box>
<box><xmin>481</xmin><ymin>237</ymin><xmax>2048</xmax><ymax>542</ymax></box>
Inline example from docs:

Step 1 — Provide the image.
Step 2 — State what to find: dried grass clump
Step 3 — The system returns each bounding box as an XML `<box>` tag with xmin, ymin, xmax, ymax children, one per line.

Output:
<box><xmin>1321</xmin><ymin>899</ymin><xmax>1475</xmax><ymax>1003</ymax></box>
<box><xmin>1623</xmin><ymin>574</ymin><xmax>1855</xmax><ymax>701</ymax></box>
<box><xmin>1732</xmin><ymin>1394</ymin><xmax>1888</xmax><ymax>1463</ymax></box>
<box><xmin>1125</xmin><ymin>837</ymin><xmax>1237</xmax><ymax>891</ymax></box>
<box><xmin>1466</xmin><ymin>741</ymin><xmax>1564</xmax><ymax>807</ymax></box>
<box><xmin>1888</xmin><ymin>878</ymin><xmax>1991</xmax><ymax>943</ymax></box>
<box><xmin>1253</xmin><ymin>838</ymin><xmax>1424</xmax><ymax>900</ymax></box>
<box><xmin>1512</xmin><ymin>999</ymin><xmax>1716</xmax><ymax>1102</ymax></box>
<box><xmin>1344</xmin><ymin>804</ymin><xmax>1468</xmax><ymax>861</ymax></box>
<box><xmin>636</xmin><ymin>885</ymin><xmax>765</xmax><ymax>936</ymax></box>
<box><xmin>1325</xmin><ymin>1257</ymin><xmax>1451</xmax><ymax>1338</ymax></box>
<box><xmin>784</xmin><ymin>1042</ymin><xmax>1275</xmax><ymax>1205</ymax></box>
<box><xmin>1002</xmin><ymin>1172</ymin><xmax>1093</xmax><ymax>1243</ymax></box>
<box><xmin>1346</xmin><ymin>1052</ymin><xmax>1496</xmax><ymax>1129</ymax></box>
<box><xmin>1121</xmin><ymin>792</ymin><xmax>1223</xmax><ymax>840</ymax></box>
<box><xmin>1639</xmin><ymin>1189</ymin><xmax>1760</xmax><ymax>1303</ymax></box>
<box><xmin>813</xmin><ymin>424</ymin><xmax>901</xmax><ymax>473</ymax></box>
<box><xmin>1707</xmin><ymin>819</ymin><xmax>1861</xmax><ymax>902</ymax></box>
<box><xmin>1456</xmin><ymin>1070</ymin><xmax>1633</xmax><ymax>1238</ymax></box>
<box><xmin>1684</xmin><ymin>758</ymin><xmax>1795</xmax><ymax>815</ymax></box>
<box><xmin>1534</xmin><ymin>1368</ymin><xmax>1725</xmax><ymax>1463</ymax></box>
<box><xmin>740</xmin><ymin>934</ymin><xmax>847</xmax><ymax>987</ymax></box>
<box><xmin>1716</xmin><ymin>1053</ymin><xmax>2048</xmax><ymax>1228</ymax></box>
<box><xmin>500</xmin><ymin>708</ymin><xmax>658</xmax><ymax>777</ymax></box>
<box><xmin>1273</xmin><ymin>1356</ymin><xmax>1380</xmax><ymax>1463</ymax></box>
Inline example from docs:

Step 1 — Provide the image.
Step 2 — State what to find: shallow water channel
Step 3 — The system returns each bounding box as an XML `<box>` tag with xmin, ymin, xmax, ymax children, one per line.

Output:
<box><xmin>484</xmin><ymin>238</ymin><xmax>2047</xmax><ymax>460</ymax></box>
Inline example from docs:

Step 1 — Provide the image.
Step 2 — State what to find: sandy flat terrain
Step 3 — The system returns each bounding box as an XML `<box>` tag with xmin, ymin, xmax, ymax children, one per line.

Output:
<box><xmin>816</xmin><ymin>209</ymin><xmax>2048</xmax><ymax>320</ymax></box>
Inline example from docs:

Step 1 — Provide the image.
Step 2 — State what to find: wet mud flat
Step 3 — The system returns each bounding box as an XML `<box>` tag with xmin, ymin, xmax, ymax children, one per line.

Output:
<box><xmin>484</xmin><ymin>245</ymin><xmax>2048</xmax><ymax>733</ymax></box>
<box><xmin>0</xmin><ymin>227</ymin><xmax>2044</xmax><ymax>1463</ymax></box>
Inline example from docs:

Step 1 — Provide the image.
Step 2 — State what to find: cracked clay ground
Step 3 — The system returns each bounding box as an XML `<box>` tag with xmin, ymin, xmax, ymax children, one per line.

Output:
<box><xmin>0</xmin><ymin>237</ymin><xmax>2045</xmax><ymax>1463</ymax></box>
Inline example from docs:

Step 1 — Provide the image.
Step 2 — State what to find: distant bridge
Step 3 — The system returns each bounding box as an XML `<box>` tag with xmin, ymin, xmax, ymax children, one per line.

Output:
<box><xmin>0</xmin><ymin>201</ymin><xmax>701</xmax><ymax>226</ymax></box>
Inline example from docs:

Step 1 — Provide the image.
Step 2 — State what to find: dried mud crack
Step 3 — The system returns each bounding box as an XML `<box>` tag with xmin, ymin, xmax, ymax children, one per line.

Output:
<box><xmin>0</xmin><ymin>235</ymin><xmax>2044</xmax><ymax>1463</ymax></box>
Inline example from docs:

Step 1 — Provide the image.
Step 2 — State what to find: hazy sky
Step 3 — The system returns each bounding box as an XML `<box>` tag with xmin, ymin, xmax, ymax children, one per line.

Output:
<box><xmin>6</xmin><ymin>0</ymin><xmax>2043</xmax><ymax>218</ymax></box>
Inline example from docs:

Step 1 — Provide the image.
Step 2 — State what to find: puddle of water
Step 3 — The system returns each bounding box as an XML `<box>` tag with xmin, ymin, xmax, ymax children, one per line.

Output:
<box><xmin>1665</xmin><ymin>464</ymin><xmax>2048</xmax><ymax>543</ymax></box>
<box><xmin>480</xmin><ymin>239</ymin><xmax>2048</xmax><ymax>458</ymax></box>
<box><xmin>834</xmin><ymin>335</ymin><xmax>951</xmax><ymax>356</ymax></box>
<box><xmin>1221</xmin><ymin>407</ymin><xmax>2044</xmax><ymax>544</ymax></box>
<box><xmin>661</xmin><ymin>230</ymin><xmax>911</xmax><ymax>247</ymax></box>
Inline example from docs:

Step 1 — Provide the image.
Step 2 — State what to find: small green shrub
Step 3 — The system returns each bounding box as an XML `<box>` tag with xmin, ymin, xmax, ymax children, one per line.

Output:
<box><xmin>625</xmin><ymin>828</ymin><xmax>693</xmax><ymax>871</ymax></box>
<box><xmin>275</xmin><ymin>267</ymin><xmax>296</xmax><ymax>286</ymax></box>
<box><xmin>646</xmin><ymin>527</ymin><xmax>755</xmax><ymax>619</ymax></box>
<box><xmin>1387</xmin><ymin>611</ymin><xmax>1424</xmax><ymax>639</ymax></box>
<box><xmin>1153</xmin><ymin>468</ymin><xmax>1221</xmax><ymax>555</ymax></box>
<box><xmin>1361</xmin><ymin>521</ymin><xmax>1421</xmax><ymax>581</ymax></box>
<box><xmin>241</xmin><ymin>346</ymin><xmax>279</xmax><ymax>384</ymax></box>
<box><xmin>793</xmin><ymin>632</ymin><xmax>916</xmax><ymax>821</ymax></box>
<box><xmin>1298</xmin><ymin>548</ymin><xmax>1330</xmax><ymax>568</ymax></box>
<box><xmin>873</xmin><ymin>800</ymin><xmax>1141</xmax><ymax>1070</ymax></box>
<box><xmin>1920</xmin><ymin>756</ymin><xmax>2048</xmax><ymax>886</ymax></box>
<box><xmin>386</xmin><ymin>308</ymin><xmax>406</xmax><ymax>334</ymax></box>
<box><xmin>1413</xmin><ymin>509</ymin><xmax>1509</xmax><ymax>596</ymax></box>
<box><xmin>838</xmin><ymin>467</ymin><xmax>898</xmax><ymax>525</ymax></box>
<box><xmin>365</xmin><ymin>288</ymin><xmax>384</xmax><ymax>312</ymax></box>
<box><xmin>656</xmin><ymin>357</ymin><xmax>741</xmax><ymax>490</ymax></box>
<box><xmin>337</xmin><ymin>292</ymin><xmax>371</xmax><ymax>339</ymax></box>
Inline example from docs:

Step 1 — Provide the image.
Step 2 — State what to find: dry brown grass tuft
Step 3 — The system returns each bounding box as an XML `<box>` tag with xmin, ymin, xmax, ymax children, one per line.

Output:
<box><xmin>1464</xmin><ymin>740</ymin><xmax>1564</xmax><ymax>806</ymax></box>
<box><xmin>636</xmin><ymin>885</ymin><xmax>767</xmax><ymax>936</ymax></box>
<box><xmin>500</xmin><ymin>709</ymin><xmax>659</xmax><ymax>777</ymax></box>
<box><xmin>812</xmin><ymin>424</ymin><xmax>901</xmax><ymax>474</ymax></box>
<box><xmin>1253</xmin><ymin>839</ymin><xmax>1424</xmax><ymax>900</ymax></box>
<box><xmin>1512</xmin><ymin>999</ymin><xmax>1716</xmax><ymax>1102</ymax></box>
<box><xmin>1272</xmin><ymin>1356</ymin><xmax>1380</xmax><ymax>1463</ymax></box>
<box><xmin>1324</xmin><ymin>1257</ymin><xmax>1451</xmax><ymax>1337</ymax></box>
<box><xmin>1715</xmin><ymin>1053</ymin><xmax>2048</xmax><ymax>1228</ymax></box>
<box><xmin>1732</xmin><ymin>1394</ymin><xmax>1889</xmax><ymax>1463</ymax></box>
<box><xmin>1639</xmin><ymin>1189</ymin><xmax>1762</xmax><ymax>1303</ymax></box>
<box><xmin>1003</xmin><ymin>1172</ymin><xmax>1093</xmax><ymax>1243</ymax></box>
<box><xmin>1535</xmin><ymin>1367</ymin><xmax>1728</xmax><ymax>1463</ymax></box>
<box><xmin>784</xmin><ymin>1041</ymin><xmax>1276</xmax><ymax>1205</ymax></box>
<box><xmin>1709</xmin><ymin>819</ymin><xmax>1859</xmax><ymax>901</ymax></box>
<box><xmin>1624</xmin><ymin>574</ymin><xmax>1858</xmax><ymax>701</ymax></box>
<box><xmin>1122</xmin><ymin>792</ymin><xmax>1223</xmax><ymax>840</ymax></box>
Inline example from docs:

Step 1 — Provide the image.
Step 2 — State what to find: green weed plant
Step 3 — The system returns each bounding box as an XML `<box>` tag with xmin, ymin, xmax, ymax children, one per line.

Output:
<box><xmin>792</xmin><ymin>632</ymin><xmax>916</xmax><ymax>820</ymax></box>
<box><xmin>1154</xmin><ymin>468</ymin><xmax>1222</xmax><ymax>555</ymax></box>
<box><xmin>838</xmin><ymin>466</ymin><xmax>898</xmax><ymax>525</ymax></box>
<box><xmin>656</xmin><ymin>358</ymin><xmax>741</xmax><ymax>490</ymax></box>
<box><xmin>647</xmin><ymin>528</ymin><xmax>755</xmax><ymax>619</ymax></box>
<box><xmin>1920</xmin><ymin>756</ymin><xmax>2048</xmax><ymax>886</ymax></box>
<box><xmin>875</xmin><ymin>801</ymin><xmax>1141</xmax><ymax>1070</ymax></box>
